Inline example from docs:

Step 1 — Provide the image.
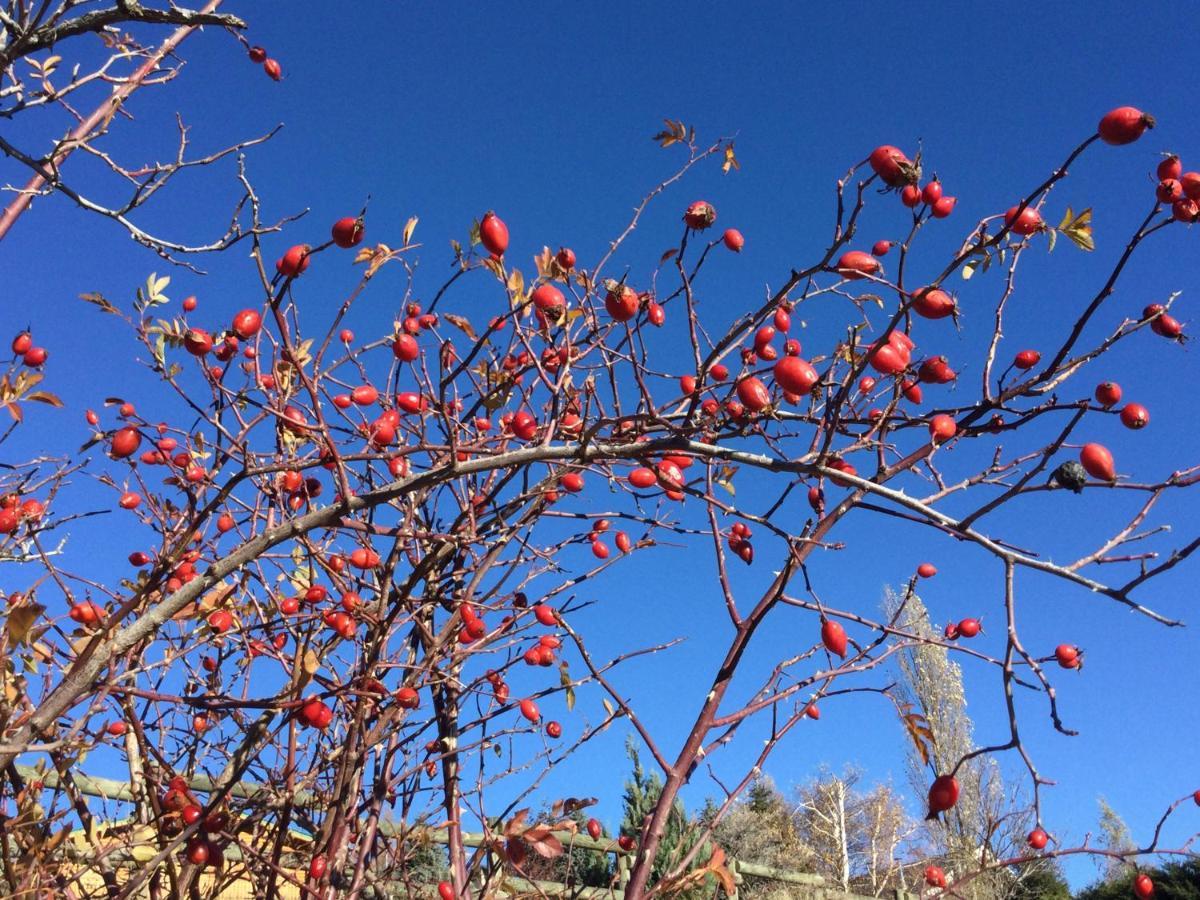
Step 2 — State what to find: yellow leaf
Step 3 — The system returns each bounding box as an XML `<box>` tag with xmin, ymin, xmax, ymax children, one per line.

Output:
<box><xmin>6</xmin><ymin>604</ymin><xmax>44</xmax><ymax>644</ymax></box>
<box><xmin>403</xmin><ymin>217</ymin><xmax>419</xmax><ymax>245</ymax></box>
<box><xmin>1056</xmin><ymin>206</ymin><xmax>1094</xmax><ymax>252</ymax></box>
<box><xmin>303</xmin><ymin>649</ymin><xmax>321</xmax><ymax>675</ymax></box>
<box><xmin>197</xmin><ymin>583</ymin><xmax>234</xmax><ymax>616</ymax></box>
<box><xmin>507</xmin><ymin>268</ymin><xmax>525</xmax><ymax>298</ymax></box>
<box><xmin>722</xmin><ymin>143</ymin><xmax>740</xmax><ymax>175</ymax></box>
<box><xmin>444</xmin><ymin>313</ymin><xmax>477</xmax><ymax>342</ymax></box>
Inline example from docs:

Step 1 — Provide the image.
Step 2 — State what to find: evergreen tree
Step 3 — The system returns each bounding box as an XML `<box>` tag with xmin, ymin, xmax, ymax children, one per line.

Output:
<box><xmin>1075</xmin><ymin>860</ymin><xmax>1200</xmax><ymax>900</ymax></box>
<box><xmin>619</xmin><ymin>737</ymin><xmax>710</xmax><ymax>892</ymax></box>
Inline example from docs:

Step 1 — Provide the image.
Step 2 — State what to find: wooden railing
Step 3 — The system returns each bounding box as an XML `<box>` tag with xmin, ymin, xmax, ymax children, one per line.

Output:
<box><xmin>15</xmin><ymin>764</ymin><xmax>918</xmax><ymax>899</ymax></box>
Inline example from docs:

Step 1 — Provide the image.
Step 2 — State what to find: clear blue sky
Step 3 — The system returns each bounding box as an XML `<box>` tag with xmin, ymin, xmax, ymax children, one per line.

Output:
<box><xmin>4</xmin><ymin>2</ymin><xmax>1198</xmax><ymax>889</ymax></box>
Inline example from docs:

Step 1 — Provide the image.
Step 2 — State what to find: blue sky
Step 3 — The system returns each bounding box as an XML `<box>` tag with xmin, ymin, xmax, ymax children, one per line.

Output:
<box><xmin>3</xmin><ymin>2</ymin><xmax>1199</xmax><ymax>889</ymax></box>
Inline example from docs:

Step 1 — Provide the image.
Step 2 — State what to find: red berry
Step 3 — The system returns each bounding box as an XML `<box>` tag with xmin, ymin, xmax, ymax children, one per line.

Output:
<box><xmin>106</xmin><ymin>720</ymin><xmax>127</xmax><ymax>736</ymax></box>
<box><xmin>555</xmin><ymin>246</ymin><xmax>576</xmax><ymax>269</ymax></box>
<box><xmin>186</xmin><ymin>838</ymin><xmax>211</xmax><ymax>865</ymax></box>
<box><xmin>231</xmin><ymin>309</ymin><xmax>262</xmax><ymax>340</ymax></box>
<box><xmin>868</xmin><ymin>145</ymin><xmax>915</xmax><ymax>187</ymax></box>
<box><xmin>1181</xmin><ymin>172</ymin><xmax>1200</xmax><ymax>201</ymax></box>
<box><xmin>511</xmin><ymin>410</ymin><xmax>538</xmax><ymax>441</ymax></box>
<box><xmin>918</xmin><ymin>356</ymin><xmax>956</xmax><ymax>385</ymax></box>
<box><xmin>929</xmin><ymin>414</ymin><xmax>956</xmax><ymax>444</ymax></box>
<box><xmin>1095</xmin><ymin>382</ymin><xmax>1122</xmax><ymax>407</ymax></box>
<box><xmin>835</xmin><ymin>250</ymin><xmax>881</xmax><ymax>280</ymax></box>
<box><xmin>912</xmin><ymin>287</ymin><xmax>955</xmax><ymax>320</ymax></box>
<box><xmin>110</xmin><ymin>427</ymin><xmax>142</xmax><ymax>459</ymax></box>
<box><xmin>924</xmin><ymin>865</ymin><xmax>946</xmax><ymax>888</ymax></box>
<box><xmin>392</xmin><ymin>334</ymin><xmax>419</xmax><ymax>362</ymax></box>
<box><xmin>736</xmin><ymin>376</ymin><xmax>771</xmax><ymax>413</ymax></box>
<box><xmin>1157</xmin><ymin>155</ymin><xmax>1182</xmax><ymax>181</ymax></box>
<box><xmin>396</xmin><ymin>687</ymin><xmax>420</xmax><ymax>710</ymax></box>
<box><xmin>277</xmin><ymin>244</ymin><xmax>311</xmax><ymax>277</ymax></box>
<box><xmin>11</xmin><ymin>332</ymin><xmax>32</xmax><ymax>354</ymax></box>
<box><xmin>300</xmin><ymin>698</ymin><xmax>334</xmax><ymax>729</ymax></box>
<box><xmin>1119</xmin><ymin>403</ymin><xmax>1149</xmax><ymax>430</ymax></box>
<box><xmin>438</xmin><ymin>882</ymin><xmax>455</xmax><ymax>900</ymax></box>
<box><xmin>901</xmin><ymin>185</ymin><xmax>921</xmax><ymax>208</ymax></box>
<box><xmin>545</xmin><ymin>720</ymin><xmax>562</xmax><ymax>738</ymax></box>
<box><xmin>586</xmin><ymin>818</ymin><xmax>602</xmax><ymax>840</ymax></box>
<box><xmin>821</xmin><ymin>619</ymin><xmax>847</xmax><ymax>658</ymax></box>
<box><xmin>309</xmin><ymin>855</ymin><xmax>328</xmax><ymax>880</ymax></box>
<box><xmin>957</xmin><ymin>618</ymin><xmax>981</xmax><ymax>638</ymax></box>
<box><xmin>722</xmin><ymin>229</ymin><xmax>744</xmax><ymax>252</ymax></box>
<box><xmin>1055</xmin><ymin>644</ymin><xmax>1081</xmax><ymax>669</ymax></box>
<box><xmin>182</xmin><ymin>295</ymin><xmax>198</xmax><ymax>312</ymax></box>
<box><xmin>1004</xmin><ymin>205</ymin><xmax>1043</xmax><ymax>236</ymax></box>
<box><xmin>1097</xmin><ymin>106</ymin><xmax>1154</xmax><ymax>145</ymax></box>
<box><xmin>804</xmin><ymin>703</ymin><xmax>820</xmax><ymax>720</ymax></box>
<box><xmin>183</xmin><ymin>329</ymin><xmax>213</xmax><ymax>356</ymax></box>
<box><xmin>917</xmin><ymin>563</ymin><xmax>937</xmax><ymax>578</ymax></box>
<box><xmin>683</xmin><ymin>200</ymin><xmax>717</xmax><ymax>230</ymax></box>
<box><xmin>773</xmin><ymin>356</ymin><xmax>818</xmax><ymax>396</ymax></box>
<box><xmin>331</xmin><ymin>217</ymin><xmax>365</xmax><ymax>248</ymax></box>
<box><xmin>921</xmin><ymin>181</ymin><xmax>943</xmax><ymax>205</ymax></box>
<box><xmin>351</xmin><ymin>385</ymin><xmax>379</xmax><ymax>406</ymax></box>
<box><xmin>868</xmin><ymin>342</ymin><xmax>907</xmax><ymax>377</ymax></box>
<box><xmin>1157</xmin><ymin>179</ymin><xmax>1183</xmax><ymax>204</ymax></box>
<box><xmin>1133</xmin><ymin>873</ymin><xmax>1155</xmax><ymax>899</ymax></box>
<box><xmin>478</xmin><ymin>212</ymin><xmax>508</xmax><ymax>256</ymax></box>
<box><xmin>518</xmin><ymin>698</ymin><xmax>540</xmax><ymax>723</ymax></box>
<box><xmin>531</xmin><ymin>283</ymin><xmax>566</xmax><ymax>315</ymax></box>
<box><xmin>248</xmin><ymin>46</ymin><xmax>267</xmax><ymax>64</ymax></box>
<box><xmin>604</xmin><ymin>283</ymin><xmax>639</xmax><ymax>322</ymax></box>
<box><xmin>871</xmin><ymin>240</ymin><xmax>892</xmax><ymax>257</ymax></box>
<box><xmin>927</xmin><ymin>774</ymin><xmax>959</xmax><ymax>816</ymax></box>
<box><xmin>1014</xmin><ymin>349</ymin><xmax>1041</xmax><ymax>370</ymax></box>
<box><xmin>1079</xmin><ymin>443</ymin><xmax>1116</xmax><ymax>481</ymax></box>
<box><xmin>931</xmin><ymin>196</ymin><xmax>957</xmax><ymax>218</ymax></box>
<box><xmin>1172</xmin><ymin>199</ymin><xmax>1199</xmax><ymax>223</ymax></box>
<box><xmin>263</xmin><ymin>59</ymin><xmax>282</xmax><ymax>81</ymax></box>
<box><xmin>118</xmin><ymin>492</ymin><xmax>141</xmax><ymax>510</ymax></box>
<box><xmin>1027</xmin><ymin>827</ymin><xmax>1049</xmax><ymax>850</ymax></box>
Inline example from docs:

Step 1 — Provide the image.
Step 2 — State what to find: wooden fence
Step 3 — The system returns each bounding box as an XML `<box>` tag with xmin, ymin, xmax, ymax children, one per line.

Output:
<box><xmin>14</xmin><ymin>764</ymin><xmax>919</xmax><ymax>899</ymax></box>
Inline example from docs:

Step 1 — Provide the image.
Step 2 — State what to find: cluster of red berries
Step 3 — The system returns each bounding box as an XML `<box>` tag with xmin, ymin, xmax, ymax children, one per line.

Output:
<box><xmin>247</xmin><ymin>45</ymin><xmax>281</xmax><ymax>81</ymax></box>
<box><xmin>585</xmin><ymin>517</ymin><xmax>632</xmax><ymax>559</ymax></box>
<box><xmin>157</xmin><ymin>775</ymin><xmax>229</xmax><ymax>867</ymax></box>
<box><xmin>9</xmin><ymin>330</ymin><xmax>47</xmax><ymax>367</ymax></box>
<box><xmin>866</xmin><ymin>144</ymin><xmax>958</xmax><ymax>218</ymax></box>
<box><xmin>726</xmin><ymin>521</ymin><xmax>755</xmax><ymax>565</ymax></box>
<box><xmin>626</xmin><ymin>454</ymin><xmax>691</xmax><ymax>501</ymax></box>
<box><xmin>943</xmin><ymin>617</ymin><xmax>981</xmax><ymax>640</ymax></box>
<box><xmin>1156</xmin><ymin>153</ymin><xmax>1200</xmax><ymax>222</ymax></box>
<box><xmin>0</xmin><ymin>491</ymin><xmax>44</xmax><ymax>536</ymax></box>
